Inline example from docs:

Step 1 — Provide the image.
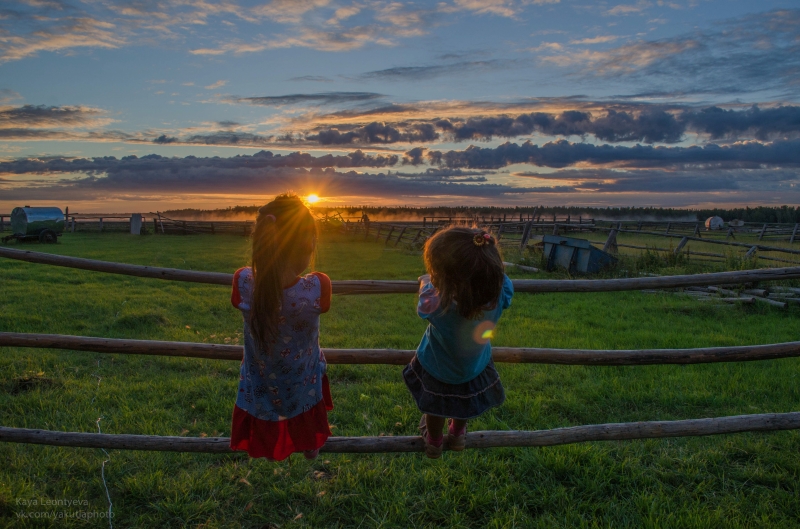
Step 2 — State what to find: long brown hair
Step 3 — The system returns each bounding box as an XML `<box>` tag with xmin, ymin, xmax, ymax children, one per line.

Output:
<box><xmin>249</xmin><ymin>194</ymin><xmax>317</xmax><ymax>350</ymax></box>
<box><xmin>424</xmin><ymin>226</ymin><xmax>504</xmax><ymax>319</ymax></box>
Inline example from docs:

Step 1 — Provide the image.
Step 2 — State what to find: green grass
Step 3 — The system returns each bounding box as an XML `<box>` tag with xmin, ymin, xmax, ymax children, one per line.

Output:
<box><xmin>1</xmin><ymin>231</ymin><xmax>799</xmax><ymax>528</ymax></box>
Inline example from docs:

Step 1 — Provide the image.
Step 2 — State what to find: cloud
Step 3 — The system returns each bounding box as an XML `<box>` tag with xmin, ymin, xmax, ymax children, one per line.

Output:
<box><xmin>453</xmin><ymin>0</ymin><xmax>518</xmax><ymax>18</ymax></box>
<box><xmin>204</xmin><ymin>80</ymin><xmax>228</xmax><ymax>90</ymax></box>
<box><xmin>538</xmin><ymin>9</ymin><xmax>800</xmax><ymax>97</ymax></box>
<box><xmin>306</xmin><ymin>103</ymin><xmax>800</xmax><ymax>145</ymax></box>
<box><xmin>513</xmin><ymin>167</ymin><xmax>800</xmax><ymax>194</ymax></box>
<box><xmin>0</xmin><ymin>89</ymin><xmax>22</xmax><ymax>104</ymax></box>
<box><xmin>0</xmin><ymin>16</ymin><xmax>125</xmax><ymax>63</ymax></box>
<box><xmin>0</xmin><ymin>157</ymin><xmax>546</xmax><ymax>202</ymax></box>
<box><xmin>606</xmin><ymin>1</ymin><xmax>652</xmax><ymax>16</ymax></box>
<box><xmin>288</xmin><ymin>75</ymin><xmax>334</xmax><ymax>83</ymax></box>
<box><xmin>306</xmin><ymin>122</ymin><xmax>438</xmax><ymax>145</ymax></box>
<box><xmin>681</xmin><ymin>106</ymin><xmax>800</xmax><ymax>141</ymax></box>
<box><xmin>0</xmin><ymin>104</ymin><xmax>111</xmax><ymax>129</ymax></box>
<box><xmin>0</xmin><ymin>150</ymin><xmax>401</xmax><ymax>178</ymax></box>
<box><xmin>231</xmin><ymin>92</ymin><xmax>384</xmax><ymax>106</ymax></box>
<box><xmin>357</xmin><ymin>60</ymin><xmax>512</xmax><ymax>81</ymax></box>
<box><xmin>428</xmin><ymin>139</ymin><xmax>800</xmax><ymax>170</ymax></box>
<box><xmin>570</xmin><ymin>35</ymin><xmax>620</xmax><ymax>45</ymax></box>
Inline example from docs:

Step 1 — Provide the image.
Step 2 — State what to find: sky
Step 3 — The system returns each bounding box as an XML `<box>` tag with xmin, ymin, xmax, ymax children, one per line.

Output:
<box><xmin>0</xmin><ymin>0</ymin><xmax>799</xmax><ymax>213</ymax></box>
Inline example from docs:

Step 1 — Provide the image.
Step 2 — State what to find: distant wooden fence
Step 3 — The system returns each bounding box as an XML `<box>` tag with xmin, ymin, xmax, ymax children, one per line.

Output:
<box><xmin>1</xmin><ymin>240</ymin><xmax>800</xmax><ymax>454</ymax></box>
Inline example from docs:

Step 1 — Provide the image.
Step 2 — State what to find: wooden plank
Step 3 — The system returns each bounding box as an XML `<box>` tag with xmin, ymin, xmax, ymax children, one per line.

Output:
<box><xmin>759</xmin><ymin>223</ymin><xmax>768</xmax><ymax>240</ymax></box>
<box><xmin>790</xmin><ymin>223</ymin><xmax>799</xmax><ymax>244</ymax></box>
<box><xmin>5</xmin><ymin>332</ymin><xmax>800</xmax><ymax>366</ymax></box>
<box><xmin>2</xmin><ymin>412</ymin><xmax>799</xmax><ymax>453</ymax></box>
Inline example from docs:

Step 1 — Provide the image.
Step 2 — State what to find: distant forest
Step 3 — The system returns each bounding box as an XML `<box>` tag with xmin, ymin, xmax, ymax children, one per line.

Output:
<box><xmin>163</xmin><ymin>205</ymin><xmax>800</xmax><ymax>223</ymax></box>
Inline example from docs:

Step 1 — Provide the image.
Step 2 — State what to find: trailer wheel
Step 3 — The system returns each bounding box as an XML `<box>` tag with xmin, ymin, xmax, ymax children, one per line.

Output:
<box><xmin>39</xmin><ymin>229</ymin><xmax>57</xmax><ymax>243</ymax></box>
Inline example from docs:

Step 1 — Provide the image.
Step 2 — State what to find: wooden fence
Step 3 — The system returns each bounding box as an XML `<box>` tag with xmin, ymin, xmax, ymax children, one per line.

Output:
<box><xmin>1</xmin><ymin>247</ymin><xmax>799</xmax><ymax>453</ymax></box>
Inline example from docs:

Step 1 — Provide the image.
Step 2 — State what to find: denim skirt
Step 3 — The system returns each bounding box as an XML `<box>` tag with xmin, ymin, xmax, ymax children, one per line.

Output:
<box><xmin>402</xmin><ymin>356</ymin><xmax>505</xmax><ymax>420</ymax></box>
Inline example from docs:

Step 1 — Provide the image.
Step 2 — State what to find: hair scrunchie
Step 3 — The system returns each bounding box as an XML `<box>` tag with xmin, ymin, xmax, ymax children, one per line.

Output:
<box><xmin>473</xmin><ymin>232</ymin><xmax>492</xmax><ymax>247</ymax></box>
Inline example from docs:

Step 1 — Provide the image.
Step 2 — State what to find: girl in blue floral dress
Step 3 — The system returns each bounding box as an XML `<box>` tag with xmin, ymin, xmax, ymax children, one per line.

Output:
<box><xmin>229</xmin><ymin>194</ymin><xmax>332</xmax><ymax>461</ymax></box>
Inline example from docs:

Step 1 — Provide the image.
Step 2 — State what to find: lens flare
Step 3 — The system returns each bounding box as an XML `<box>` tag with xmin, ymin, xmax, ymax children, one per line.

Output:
<box><xmin>306</xmin><ymin>194</ymin><xmax>320</xmax><ymax>204</ymax></box>
<box><xmin>472</xmin><ymin>320</ymin><xmax>496</xmax><ymax>345</ymax></box>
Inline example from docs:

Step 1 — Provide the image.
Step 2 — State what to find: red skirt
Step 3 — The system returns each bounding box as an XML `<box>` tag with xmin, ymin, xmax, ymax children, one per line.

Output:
<box><xmin>230</xmin><ymin>374</ymin><xmax>333</xmax><ymax>461</ymax></box>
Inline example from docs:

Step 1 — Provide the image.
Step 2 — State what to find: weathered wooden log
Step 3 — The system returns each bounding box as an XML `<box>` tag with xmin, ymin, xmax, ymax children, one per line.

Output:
<box><xmin>503</xmin><ymin>261</ymin><xmax>540</xmax><ymax>273</ymax></box>
<box><xmin>2</xmin><ymin>412</ymin><xmax>799</xmax><ymax>453</ymax></box>
<box><xmin>5</xmin><ymin>332</ymin><xmax>800</xmax><ymax>366</ymax></box>
<box><xmin>4</xmin><ymin>247</ymin><xmax>800</xmax><ymax>294</ymax></box>
<box><xmin>708</xmin><ymin>286</ymin><xmax>786</xmax><ymax>308</ymax></box>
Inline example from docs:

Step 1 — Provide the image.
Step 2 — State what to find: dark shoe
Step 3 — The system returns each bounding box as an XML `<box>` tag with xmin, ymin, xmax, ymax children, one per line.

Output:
<box><xmin>447</xmin><ymin>420</ymin><xmax>466</xmax><ymax>451</ymax></box>
<box><xmin>418</xmin><ymin>415</ymin><xmax>443</xmax><ymax>459</ymax></box>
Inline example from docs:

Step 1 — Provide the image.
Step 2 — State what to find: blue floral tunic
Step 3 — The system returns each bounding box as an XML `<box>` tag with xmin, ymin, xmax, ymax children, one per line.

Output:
<box><xmin>231</xmin><ymin>267</ymin><xmax>331</xmax><ymax>421</ymax></box>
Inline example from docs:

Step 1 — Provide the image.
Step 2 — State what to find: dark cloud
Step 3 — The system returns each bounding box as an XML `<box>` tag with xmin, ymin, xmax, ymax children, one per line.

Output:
<box><xmin>0</xmin><ymin>104</ymin><xmax>107</xmax><ymax>128</ymax></box>
<box><xmin>0</xmin><ymin>150</ymin><xmax>400</xmax><ymax>179</ymax></box>
<box><xmin>358</xmin><ymin>60</ymin><xmax>510</xmax><ymax>81</ymax></box>
<box><xmin>306</xmin><ymin>122</ymin><xmax>438</xmax><ymax>145</ymax></box>
<box><xmin>428</xmin><ymin>139</ymin><xmax>800</xmax><ymax>170</ymax></box>
<box><xmin>681</xmin><ymin>106</ymin><xmax>800</xmax><ymax>141</ymax></box>
<box><xmin>184</xmin><ymin>131</ymin><xmax>273</xmax><ymax>145</ymax></box>
<box><xmin>153</xmin><ymin>134</ymin><xmax>178</xmax><ymax>144</ymax></box>
<box><xmin>288</xmin><ymin>76</ymin><xmax>334</xmax><ymax>82</ymax></box>
<box><xmin>403</xmin><ymin>147</ymin><xmax>426</xmax><ymax>165</ymax></box>
<box><xmin>513</xmin><ymin>167</ymin><xmax>800</xmax><ymax>194</ymax></box>
<box><xmin>0</xmin><ymin>164</ymin><xmax>550</xmax><ymax>202</ymax></box>
<box><xmin>231</xmin><ymin>92</ymin><xmax>385</xmax><ymax>106</ymax></box>
<box><xmin>308</xmin><ymin>104</ymin><xmax>800</xmax><ymax>145</ymax></box>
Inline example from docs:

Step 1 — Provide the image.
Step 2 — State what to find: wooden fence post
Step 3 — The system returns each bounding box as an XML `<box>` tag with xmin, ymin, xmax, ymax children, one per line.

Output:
<box><xmin>411</xmin><ymin>228</ymin><xmax>424</xmax><ymax>246</ymax></box>
<box><xmin>790</xmin><ymin>223</ymin><xmax>798</xmax><ymax>244</ymax></box>
<box><xmin>665</xmin><ymin>222</ymin><xmax>671</xmax><ymax>234</ymax></box>
<box><xmin>726</xmin><ymin>227</ymin><xmax>735</xmax><ymax>240</ymax></box>
<box><xmin>384</xmin><ymin>226</ymin><xmax>395</xmax><ymax>245</ymax></box>
<box><xmin>210</xmin><ymin>222</ymin><xmax>215</xmax><ymax>235</ymax></box>
<box><xmin>0</xmin><ymin>215</ymin><xmax>4</xmax><ymax>232</ymax></box>
<box><xmin>602</xmin><ymin>229</ymin><xmax>618</xmax><ymax>254</ymax></box>
<box><xmin>519</xmin><ymin>221</ymin><xmax>533</xmax><ymax>250</ymax></box>
<box><xmin>157</xmin><ymin>212</ymin><xmax>164</xmax><ymax>234</ymax></box>
<box><xmin>759</xmin><ymin>223</ymin><xmax>768</xmax><ymax>241</ymax></box>
<box><xmin>745</xmin><ymin>246</ymin><xmax>758</xmax><ymax>259</ymax></box>
<box><xmin>99</xmin><ymin>218</ymin><xmax>103</xmax><ymax>232</ymax></box>
<box><xmin>394</xmin><ymin>226</ymin><xmax>408</xmax><ymax>247</ymax></box>
<box><xmin>674</xmin><ymin>237</ymin><xmax>688</xmax><ymax>255</ymax></box>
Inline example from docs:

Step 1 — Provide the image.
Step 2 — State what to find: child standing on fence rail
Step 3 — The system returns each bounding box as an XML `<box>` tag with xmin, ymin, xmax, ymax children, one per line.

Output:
<box><xmin>404</xmin><ymin>227</ymin><xmax>513</xmax><ymax>458</ymax></box>
<box><xmin>229</xmin><ymin>194</ymin><xmax>333</xmax><ymax>461</ymax></box>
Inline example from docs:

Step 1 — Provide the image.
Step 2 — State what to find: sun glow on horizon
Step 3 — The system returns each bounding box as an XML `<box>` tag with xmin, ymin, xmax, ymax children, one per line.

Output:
<box><xmin>306</xmin><ymin>194</ymin><xmax>320</xmax><ymax>204</ymax></box>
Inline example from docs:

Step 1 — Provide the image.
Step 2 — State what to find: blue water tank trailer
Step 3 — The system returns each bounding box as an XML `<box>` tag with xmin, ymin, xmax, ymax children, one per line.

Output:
<box><xmin>3</xmin><ymin>206</ymin><xmax>65</xmax><ymax>244</ymax></box>
<box><xmin>542</xmin><ymin>235</ymin><xmax>617</xmax><ymax>274</ymax></box>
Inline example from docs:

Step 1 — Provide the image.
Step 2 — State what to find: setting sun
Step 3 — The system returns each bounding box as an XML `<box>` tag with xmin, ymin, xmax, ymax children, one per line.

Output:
<box><xmin>306</xmin><ymin>194</ymin><xmax>320</xmax><ymax>204</ymax></box>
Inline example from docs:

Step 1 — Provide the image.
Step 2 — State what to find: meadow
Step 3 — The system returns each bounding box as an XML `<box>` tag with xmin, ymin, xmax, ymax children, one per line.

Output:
<box><xmin>1</xmin><ymin>231</ymin><xmax>799</xmax><ymax>528</ymax></box>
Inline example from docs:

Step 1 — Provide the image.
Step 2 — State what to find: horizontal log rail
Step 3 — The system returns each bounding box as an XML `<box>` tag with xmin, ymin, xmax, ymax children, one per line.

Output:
<box><xmin>3</xmin><ymin>247</ymin><xmax>800</xmax><ymax>294</ymax></box>
<box><xmin>2</xmin><ymin>412</ymin><xmax>798</xmax><ymax>453</ymax></box>
<box><xmin>4</xmin><ymin>332</ymin><xmax>800</xmax><ymax>366</ymax></box>
<box><xmin>593</xmin><ymin>227</ymin><xmax>800</xmax><ymax>256</ymax></box>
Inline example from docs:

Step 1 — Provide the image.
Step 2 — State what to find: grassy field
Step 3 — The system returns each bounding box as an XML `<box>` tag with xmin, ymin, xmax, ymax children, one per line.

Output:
<box><xmin>1</xmin><ymin>231</ymin><xmax>799</xmax><ymax>528</ymax></box>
